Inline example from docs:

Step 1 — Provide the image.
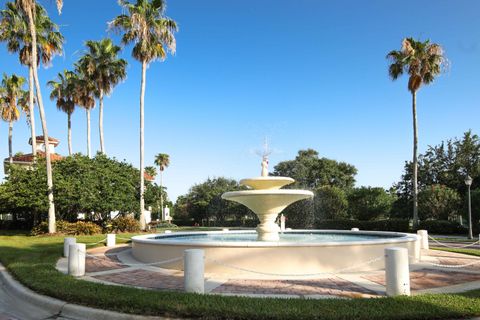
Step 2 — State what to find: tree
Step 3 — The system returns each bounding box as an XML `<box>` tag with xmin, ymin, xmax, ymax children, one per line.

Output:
<box><xmin>111</xmin><ymin>0</ymin><xmax>178</xmax><ymax>230</ymax></box>
<box><xmin>77</xmin><ymin>39</ymin><xmax>127</xmax><ymax>154</ymax></box>
<box><xmin>0</xmin><ymin>73</ymin><xmax>28</xmax><ymax>164</ymax></box>
<box><xmin>314</xmin><ymin>185</ymin><xmax>348</xmax><ymax>220</ymax></box>
<box><xmin>72</xmin><ymin>65</ymin><xmax>96</xmax><ymax>158</ymax></box>
<box><xmin>347</xmin><ymin>187</ymin><xmax>395</xmax><ymax>221</ymax></box>
<box><xmin>273</xmin><ymin>149</ymin><xmax>357</xmax><ymax>190</ymax></box>
<box><xmin>394</xmin><ymin>131</ymin><xmax>480</xmax><ymax>215</ymax></box>
<box><xmin>48</xmin><ymin>70</ymin><xmax>75</xmax><ymax>155</ymax></box>
<box><xmin>15</xmin><ymin>0</ymin><xmax>64</xmax><ymax>233</ymax></box>
<box><xmin>0</xmin><ymin>1</ymin><xmax>63</xmax><ymax>159</ymax></box>
<box><xmin>418</xmin><ymin>185</ymin><xmax>460</xmax><ymax>221</ymax></box>
<box><xmin>387</xmin><ymin>37</ymin><xmax>446</xmax><ymax>226</ymax></box>
<box><xmin>154</xmin><ymin>153</ymin><xmax>169</xmax><ymax>219</ymax></box>
<box><xmin>174</xmin><ymin>177</ymin><xmax>253</xmax><ymax>225</ymax></box>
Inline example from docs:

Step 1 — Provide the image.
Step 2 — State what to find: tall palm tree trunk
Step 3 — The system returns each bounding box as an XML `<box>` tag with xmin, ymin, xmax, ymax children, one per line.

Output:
<box><xmin>99</xmin><ymin>89</ymin><xmax>105</xmax><ymax>154</ymax></box>
<box><xmin>412</xmin><ymin>91</ymin><xmax>419</xmax><ymax>226</ymax></box>
<box><xmin>67</xmin><ymin>112</ymin><xmax>72</xmax><ymax>156</ymax></box>
<box><xmin>28</xmin><ymin>66</ymin><xmax>37</xmax><ymax>159</ymax></box>
<box><xmin>86</xmin><ymin>108</ymin><xmax>91</xmax><ymax>157</ymax></box>
<box><xmin>160</xmin><ymin>170</ymin><xmax>164</xmax><ymax>220</ymax></box>
<box><xmin>26</xmin><ymin>3</ymin><xmax>56</xmax><ymax>233</ymax></box>
<box><xmin>139</xmin><ymin>60</ymin><xmax>147</xmax><ymax>230</ymax></box>
<box><xmin>8</xmin><ymin>121</ymin><xmax>13</xmax><ymax>164</ymax></box>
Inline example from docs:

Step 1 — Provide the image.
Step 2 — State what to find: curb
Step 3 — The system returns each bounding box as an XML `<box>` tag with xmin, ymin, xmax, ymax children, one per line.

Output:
<box><xmin>0</xmin><ymin>263</ymin><xmax>178</xmax><ymax>320</ymax></box>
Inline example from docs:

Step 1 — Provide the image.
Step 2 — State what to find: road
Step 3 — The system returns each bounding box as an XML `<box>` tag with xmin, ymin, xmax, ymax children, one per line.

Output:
<box><xmin>0</xmin><ymin>281</ymin><xmax>69</xmax><ymax>320</ymax></box>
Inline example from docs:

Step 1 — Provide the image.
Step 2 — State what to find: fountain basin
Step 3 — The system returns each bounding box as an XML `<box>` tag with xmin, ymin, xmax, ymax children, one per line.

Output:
<box><xmin>240</xmin><ymin>176</ymin><xmax>295</xmax><ymax>190</ymax></box>
<box><xmin>131</xmin><ymin>230</ymin><xmax>420</xmax><ymax>277</ymax></box>
<box><xmin>222</xmin><ymin>190</ymin><xmax>313</xmax><ymax>241</ymax></box>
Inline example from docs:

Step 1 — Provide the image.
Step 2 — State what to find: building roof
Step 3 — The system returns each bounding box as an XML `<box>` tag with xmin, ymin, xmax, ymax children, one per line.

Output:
<box><xmin>144</xmin><ymin>172</ymin><xmax>155</xmax><ymax>182</ymax></box>
<box><xmin>29</xmin><ymin>136</ymin><xmax>60</xmax><ymax>146</ymax></box>
<box><xmin>5</xmin><ymin>151</ymin><xmax>63</xmax><ymax>163</ymax></box>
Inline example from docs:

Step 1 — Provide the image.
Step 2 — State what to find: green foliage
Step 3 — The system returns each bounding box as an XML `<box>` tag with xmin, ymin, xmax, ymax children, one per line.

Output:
<box><xmin>418</xmin><ymin>185</ymin><xmax>461</xmax><ymax>220</ymax></box>
<box><xmin>347</xmin><ymin>187</ymin><xmax>395</xmax><ymax>221</ymax></box>
<box><xmin>417</xmin><ymin>220</ymin><xmax>466</xmax><ymax>235</ymax></box>
<box><xmin>173</xmin><ymin>177</ymin><xmax>255</xmax><ymax>225</ymax></box>
<box><xmin>110</xmin><ymin>216</ymin><xmax>140</xmax><ymax>233</ymax></box>
<box><xmin>273</xmin><ymin>149</ymin><xmax>357</xmax><ymax>190</ymax></box>
<box><xmin>314</xmin><ymin>186</ymin><xmax>348</xmax><ymax>220</ymax></box>
<box><xmin>469</xmin><ymin>189</ymin><xmax>480</xmax><ymax>233</ymax></box>
<box><xmin>31</xmin><ymin>220</ymin><xmax>101</xmax><ymax>235</ymax></box>
<box><xmin>0</xmin><ymin>154</ymin><xmax>168</xmax><ymax>226</ymax></box>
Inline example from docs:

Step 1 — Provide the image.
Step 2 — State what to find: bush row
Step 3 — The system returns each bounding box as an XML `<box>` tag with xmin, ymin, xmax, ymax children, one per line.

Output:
<box><xmin>30</xmin><ymin>217</ymin><xmax>141</xmax><ymax>235</ymax></box>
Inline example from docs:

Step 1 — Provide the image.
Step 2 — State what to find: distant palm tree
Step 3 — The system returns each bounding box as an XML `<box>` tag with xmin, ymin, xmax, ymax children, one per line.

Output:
<box><xmin>72</xmin><ymin>65</ymin><xmax>96</xmax><ymax>158</ymax></box>
<box><xmin>154</xmin><ymin>153</ymin><xmax>170</xmax><ymax>220</ymax></box>
<box><xmin>48</xmin><ymin>70</ymin><xmax>75</xmax><ymax>155</ymax></box>
<box><xmin>0</xmin><ymin>73</ymin><xmax>28</xmax><ymax>164</ymax></box>
<box><xmin>10</xmin><ymin>0</ymin><xmax>63</xmax><ymax>233</ymax></box>
<box><xmin>0</xmin><ymin>1</ymin><xmax>63</xmax><ymax>159</ymax></box>
<box><xmin>77</xmin><ymin>39</ymin><xmax>127</xmax><ymax>154</ymax></box>
<box><xmin>111</xmin><ymin>0</ymin><xmax>177</xmax><ymax>230</ymax></box>
<box><xmin>387</xmin><ymin>38</ymin><xmax>446</xmax><ymax>226</ymax></box>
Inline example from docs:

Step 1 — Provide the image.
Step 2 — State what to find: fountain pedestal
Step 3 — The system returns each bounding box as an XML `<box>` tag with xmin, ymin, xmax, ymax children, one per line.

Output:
<box><xmin>222</xmin><ymin>177</ymin><xmax>313</xmax><ymax>241</ymax></box>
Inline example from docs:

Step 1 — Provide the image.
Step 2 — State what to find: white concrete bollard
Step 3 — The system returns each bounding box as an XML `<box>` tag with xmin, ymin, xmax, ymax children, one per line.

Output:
<box><xmin>280</xmin><ymin>214</ymin><xmax>286</xmax><ymax>232</ymax></box>
<box><xmin>68</xmin><ymin>243</ymin><xmax>86</xmax><ymax>277</ymax></box>
<box><xmin>351</xmin><ymin>228</ymin><xmax>359</xmax><ymax>231</ymax></box>
<box><xmin>222</xmin><ymin>228</ymin><xmax>229</xmax><ymax>232</ymax></box>
<box><xmin>165</xmin><ymin>230</ymin><xmax>172</xmax><ymax>234</ymax></box>
<box><xmin>63</xmin><ymin>237</ymin><xmax>76</xmax><ymax>257</ymax></box>
<box><xmin>184</xmin><ymin>249</ymin><xmax>204</xmax><ymax>294</ymax></box>
<box><xmin>385</xmin><ymin>247</ymin><xmax>410</xmax><ymax>296</ymax></box>
<box><xmin>417</xmin><ymin>230</ymin><xmax>429</xmax><ymax>250</ymax></box>
<box><xmin>106</xmin><ymin>234</ymin><xmax>116</xmax><ymax>247</ymax></box>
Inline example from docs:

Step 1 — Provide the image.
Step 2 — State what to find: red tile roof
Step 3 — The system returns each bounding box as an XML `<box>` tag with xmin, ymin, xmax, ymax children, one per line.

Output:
<box><xmin>29</xmin><ymin>135</ymin><xmax>60</xmax><ymax>146</ymax></box>
<box><xmin>6</xmin><ymin>151</ymin><xmax>63</xmax><ymax>163</ymax></box>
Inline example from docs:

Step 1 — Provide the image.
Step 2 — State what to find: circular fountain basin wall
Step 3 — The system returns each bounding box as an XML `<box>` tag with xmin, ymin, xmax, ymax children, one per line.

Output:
<box><xmin>132</xmin><ymin>230</ymin><xmax>420</xmax><ymax>276</ymax></box>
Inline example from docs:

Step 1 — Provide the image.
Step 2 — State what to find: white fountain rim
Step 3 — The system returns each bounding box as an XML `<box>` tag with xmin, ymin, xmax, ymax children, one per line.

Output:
<box><xmin>132</xmin><ymin>229</ymin><xmax>420</xmax><ymax>248</ymax></box>
<box><xmin>240</xmin><ymin>176</ymin><xmax>295</xmax><ymax>181</ymax></box>
<box><xmin>222</xmin><ymin>190</ymin><xmax>314</xmax><ymax>197</ymax></box>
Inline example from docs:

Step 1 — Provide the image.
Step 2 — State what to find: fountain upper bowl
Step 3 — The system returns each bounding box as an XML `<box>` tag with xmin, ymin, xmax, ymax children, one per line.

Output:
<box><xmin>240</xmin><ymin>176</ymin><xmax>295</xmax><ymax>190</ymax></box>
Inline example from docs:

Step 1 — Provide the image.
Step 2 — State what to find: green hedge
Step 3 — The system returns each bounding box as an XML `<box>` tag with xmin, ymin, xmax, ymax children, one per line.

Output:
<box><xmin>316</xmin><ymin>219</ymin><xmax>410</xmax><ymax>232</ymax></box>
<box><xmin>417</xmin><ymin>220</ymin><xmax>467</xmax><ymax>235</ymax></box>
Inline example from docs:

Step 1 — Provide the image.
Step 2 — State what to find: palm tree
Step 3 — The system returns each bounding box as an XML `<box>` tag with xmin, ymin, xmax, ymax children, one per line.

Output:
<box><xmin>154</xmin><ymin>153</ymin><xmax>169</xmax><ymax>220</ymax></box>
<box><xmin>48</xmin><ymin>70</ymin><xmax>75</xmax><ymax>155</ymax></box>
<box><xmin>0</xmin><ymin>73</ymin><xmax>28</xmax><ymax>164</ymax></box>
<box><xmin>387</xmin><ymin>38</ymin><xmax>446</xmax><ymax>226</ymax></box>
<box><xmin>11</xmin><ymin>0</ymin><xmax>63</xmax><ymax>233</ymax></box>
<box><xmin>77</xmin><ymin>39</ymin><xmax>127</xmax><ymax>154</ymax></box>
<box><xmin>72</xmin><ymin>65</ymin><xmax>96</xmax><ymax>158</ymax></box>
<box><xmin>111</xmin><ymin>0</ymin><xmax>177</xmax><ymax>230</ymax></box>
<box><xmin>0</xmin><ymin>1</ymin><xmax>63</xmax><ymax>159</ymax></box>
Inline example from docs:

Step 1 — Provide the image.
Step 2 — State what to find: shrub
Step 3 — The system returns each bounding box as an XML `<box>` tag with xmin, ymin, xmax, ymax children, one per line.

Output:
<box><xmin>314</xmin><ymin>186</ymin><xmax>348</xmax><ymax>220</ymax></box>
<box><xmin>316</xmin><ymin>219</ymin><xmax>410</xmax><ymax>232</ymax></box>
<box><xmin>148</xmin><ymin>221</ymin><xmax>177</xmax><ymax>228</ymax></box>
<box><xmin>111</xmin><ymin>216</ymin><xmax>140</xmax><ymax>233</ymax></box>
<box><xmin>418</xmin><ymin>185</ymin><xmax>461</xmax><ymax>220</ymax></box>
<box><xmin>31</xmin><ymin>220</ymin><xmax>102</xmax><ymax>235</ymax></box>
<box><xmin>347</xmin><ymin>187</ymin><xmax>395</xmax><ymax>220</ymax></box>
<box><xmin>417</xmin><ymin>220</ymin><xmax>467</xmax><ymax>235</ymax></box>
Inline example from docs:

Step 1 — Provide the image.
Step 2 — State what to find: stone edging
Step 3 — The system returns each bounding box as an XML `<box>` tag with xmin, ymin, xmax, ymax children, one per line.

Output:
<box><xmin>0</xmin><ymin>262</ymin><xmax>179</xmax><ymax>320</ymax></box>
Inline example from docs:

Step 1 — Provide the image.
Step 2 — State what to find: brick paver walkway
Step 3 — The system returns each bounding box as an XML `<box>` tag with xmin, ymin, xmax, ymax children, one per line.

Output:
<box><xmin>364</xmin><ymin>268</ymin><xmax>480</xmax><ymax>290</ymax></box>
<box><xmin>93</xmin><ymin>269</ymin><xmax>184</xmax><ymax>291</ymax></box>
<box><xmin>212</xmin><ymin>278</ymin><xmax>379</xmax><ymax>297</ymax></box>
<box><xmin>73</xmin><ymin>245</ymin><xmax>480</xmax><ymax>298</ymax></box>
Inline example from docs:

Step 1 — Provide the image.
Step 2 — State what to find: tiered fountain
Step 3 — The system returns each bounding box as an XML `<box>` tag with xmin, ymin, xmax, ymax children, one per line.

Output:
<box><xmin>132</xmin><ymin>148</ymin><xmax>420</xmax><ymax>275</ymax></box>
<box><xmin>221</xmin><ymin>155</ymin><xmax>313</xmax><ymax>241</ymax></box>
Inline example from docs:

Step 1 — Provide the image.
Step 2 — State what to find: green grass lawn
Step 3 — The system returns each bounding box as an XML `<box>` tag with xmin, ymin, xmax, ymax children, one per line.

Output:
<box><xmin>1</xmin><ymin>230</ymin><xmax>480</xmax><ymax>320</ymax></box>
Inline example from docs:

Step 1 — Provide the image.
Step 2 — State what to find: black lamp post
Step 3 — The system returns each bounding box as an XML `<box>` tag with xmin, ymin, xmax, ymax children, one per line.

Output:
<box><xmin>465</xmin><ymin>175</ymin><xmax>473</xmax><ymax>240</ymax></box>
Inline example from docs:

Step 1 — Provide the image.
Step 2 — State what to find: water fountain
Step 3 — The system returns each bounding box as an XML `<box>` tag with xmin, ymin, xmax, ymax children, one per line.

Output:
<box><xmin>131</xmin><ymin>147</ymin><xmax>420</xmax><ymax>276</ymax></box>
<box><xmin>221</xmin><ymin>154</ymin><xmax>313</xmax><ymax>241</ymax></box>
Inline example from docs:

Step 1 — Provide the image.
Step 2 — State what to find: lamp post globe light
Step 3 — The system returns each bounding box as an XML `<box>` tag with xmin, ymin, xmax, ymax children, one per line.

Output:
<box><xmin>465</xmin><ymin>175</ymin><xmax>473</xmax><ymax>240</ymax></box>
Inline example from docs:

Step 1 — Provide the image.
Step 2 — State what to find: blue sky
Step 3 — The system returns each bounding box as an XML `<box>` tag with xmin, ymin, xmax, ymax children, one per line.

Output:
<box><xmin>1</xmin><ymin>0</ymin><xmax>479</xmax><ymax>201</ymax></box>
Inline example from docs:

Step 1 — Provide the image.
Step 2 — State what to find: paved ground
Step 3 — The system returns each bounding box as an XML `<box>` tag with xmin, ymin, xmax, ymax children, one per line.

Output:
<box><xmin>52</xmin><ymin>240</ymin><xmax>480</xmax><ymax>299</ymax></box>
<box><xmin>0</xmin><ymin>280</ymin><xmax>69</xmax><ymax>320</ymax></box>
